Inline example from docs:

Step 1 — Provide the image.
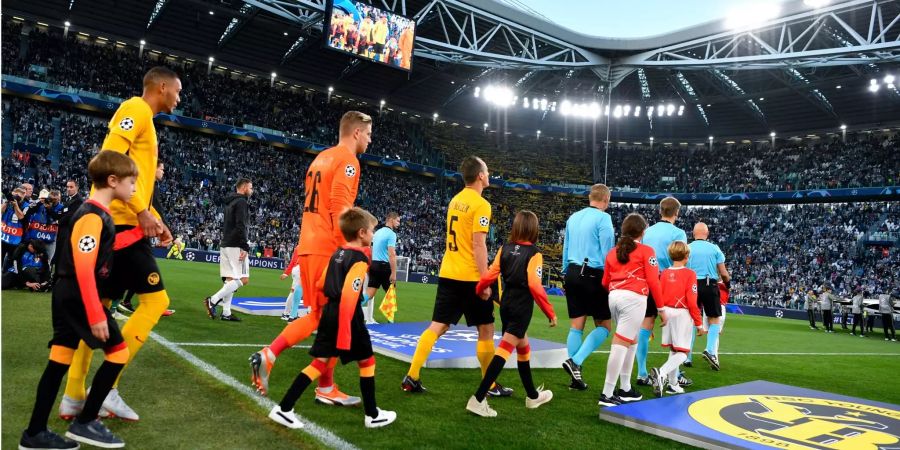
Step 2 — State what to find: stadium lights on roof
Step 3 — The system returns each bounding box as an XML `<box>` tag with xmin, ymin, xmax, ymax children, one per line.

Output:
<box><xmin>328</xmin><ymin>86</ymin><xmax>334</xmax><ymax>92</ymax></box>
<box><xmin>840</xmin><ymin>124</ymin><xmax>847</xmax><ymax>130</ymax></box>
<box><xmin>209</xmin><ymin>10</ymin><xmax>214</xmax><ymax>15</ymax></box>
<box><xmin>759</xmin><ymin>97</ymin><xmax>765</xmax><ymax>101</ymax></box>
<box><xmin>709</xmin><ymin>136</ymin><xmax>714</xmax><ymax>141</ymax></box>
<box><xmin>869</xmin><ymin>83</ymin><xmax>880</xmax><ymax>93</ymax></box>
<box><xmin>770</xmin><ymin>131</ymin><xmax>776</xmax><ymax>137</ymax></box>
<box><xmin>64</xmin><ymin>21</ymin><xmax>71</xmax><ymax>27</ymax></box>
<box><xmin>666</xmin><ymin>104</ymin><xmax>675</xmax><ymax>116</ymax></box>
<box><xmin>613</xmin><ymin>105</ymin><xmax>622</xmax><ymax>118</ymax></box>
<box><xmin>380</xmin><ymin>99</ymin><xmax>385</xmax><ymax>106</ymax></box>
<box><xmin>208</xmin><ymin>56</ymin><xmax>215</xmax><ymax>62</ymax></box>
<box><xmin>284</xmin><ymin>32</ymin><xmax>288</xmax><ymax>36</ymax></box>
<box><xmin>474</xmin><ymin>87</ymin><xmax>481</xmax><ymax>98</ymax></box>
<box><xmin>140</xmin><ymin>39</ymin><xmax>146</xmax><ymax>45</ymax></box>
<box><xmin>634</xmin><ymin>106</ymin><xmax>641</xmax><ymax>117</ymax></box>
<box><xmin>804</xmin><ymin>0</ymin><xmax>830</xmax><ymax>7</ymax></box>
<box><xmin>271</xmin><ymin>72</ymin><xmax>277</xmax><ymax>78</ymax></box>
<box><xmin>483</xmin><ymin>122</ymin><xmax>488</xmax><ymax>129</ymax></box>
<box><xmin>433</xmin><ymin>112</ymin><xmax>439</xmax><ymax>119</ymax></box>
<box><xmin>481</xmin><ymin>85</ymin><xmax>515</xmax><ymax>108</ymax></box>
<box><xmin>725</xmin><ymin>3</ymin><xmax>780</xmax><ymax>30</ymax></box>
<box><xmin>885</xmin><ymin>75</ymin><xmax>895</xmax><ymax>85</ymax></box>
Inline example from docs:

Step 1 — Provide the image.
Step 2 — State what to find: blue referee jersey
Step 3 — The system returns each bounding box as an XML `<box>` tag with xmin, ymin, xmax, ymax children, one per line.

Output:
<box><xmin>562</xmin><ymin>206</ymin><xmax>614</xmax><ymax>271</ymax></box>
<box><xmin>687</xmin><ymin>239</ymin><xmax>725</xmax><ymax>280</ymax></box>
<box><xmin>372</xmin><ymin>226</ymin><xmax>397</xmax><ymax>263</ymax></box>
<box><xmin>643</xmin><ymin>221</ymin><xmax>687</xmax><ymax>270</ymax></box>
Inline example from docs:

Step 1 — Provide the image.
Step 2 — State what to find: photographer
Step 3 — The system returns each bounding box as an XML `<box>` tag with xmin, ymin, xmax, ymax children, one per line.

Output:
<box><xmin>1</xmin><ymin>239</ymin><xmax>49</xmax><ymax>291</ymax></box>
<box><xmin>52</xmin><ymin>179</ymin><xmax>84</xmax><ymax>270</ymax></box>
<box><xmin>2</xmin><ymin>187</ymin><xmax>30</xmax><ymax>269</ymax></box>
<box><xmin>24</xmin><ymin>189</ymin><xmax>64</xmax><ymax>261</ymax></box>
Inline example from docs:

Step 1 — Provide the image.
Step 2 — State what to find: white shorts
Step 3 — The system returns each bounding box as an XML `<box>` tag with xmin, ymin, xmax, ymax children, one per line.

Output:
<box><xmin>662</xmin><ymin>308</ymin><xmax>694</xmax><ymax>353</ymax></box>
<box><xmin>609</xmin><ymin>290</ymin><xmax>647</xmax><ymax>344</ymax></box>
<box><xmin>220</xmin><ymin>247</ymin><xmax>250</xmax><ymax>279</ymax></box>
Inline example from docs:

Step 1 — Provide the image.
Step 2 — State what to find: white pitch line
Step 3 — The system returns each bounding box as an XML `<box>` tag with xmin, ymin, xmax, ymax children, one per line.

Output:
<box><xmin>150</xmin><ymin>332</ymin><xmax>358</xmax><ymax>450</ymax></box>
<box><xmin>172</xmin><ymin>342</ymin><xmax>311</xmax><ymax>348</ymax></box>
<box><xmin>168</xmin><ymin>342</ymin><xmax>900</xmax><ymax>356</ymax></box>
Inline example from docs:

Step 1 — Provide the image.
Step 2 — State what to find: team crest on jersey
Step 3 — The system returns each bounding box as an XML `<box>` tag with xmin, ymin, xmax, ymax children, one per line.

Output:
<box><xmin>692</xmin><ymin>284</ymin><xmax>697</xmax><ymax>293</ymax></box>
<box><xmin>77</xmin><ymin>235</ymin><xmax>97</xmax><ymax>253</ymax></box>
<box><xmin>147</xmin><ymin>272</ymin><xmax>160</xmax><ymax>286</ymax></box>
<box><xmin>344</xmin><ymin>164</ymin><xmax>357</xmax><ymax>178</ymax></box>
<box><xmin>352</xmin><ymin>277</ymin><xmax>362</xmax><ymax>292</ymax></box>
<box><xmin>688</xmin><ymin>395</ymin><xmax>900</xmax><ymax>449</ymax></box>
<box><xmin>536</xmin><ymin>266</ymin><xmax>542</xmax><ymax>279</ymax></box>
<box><xmin>648</xmin><ymin>256</ymin><xmax>658</xmax><ymax>267</ymax></box>
<box><xmin>478</xmin><ymin>216</ymin><xmax>489</xmax><ymax>227</ymax></box>
<box><xmin>119</xmin><ymin>117</ymin><xmax>135</xmax><ymax>131</ymax></box>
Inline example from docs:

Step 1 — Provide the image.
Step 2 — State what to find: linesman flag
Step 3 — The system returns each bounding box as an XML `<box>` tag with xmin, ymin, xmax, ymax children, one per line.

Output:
<box><xmin>379</xmin><ymin>284</ymin><xmax>398</xmax><ymax>323</ymax></box>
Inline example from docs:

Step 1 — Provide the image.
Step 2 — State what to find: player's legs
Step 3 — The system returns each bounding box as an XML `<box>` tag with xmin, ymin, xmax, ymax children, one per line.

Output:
<box><xmin>474</xmin><ymin>334</ymin><xmax>519</xmax><ymax>402</ymax></box>
<box><xmin>600</xmin><ymin>291</ymin><xmax>645</xmax><ymax>405</ymax></box>
<box><xmin>27</xmin><ymin>345</ymin><xmax>76</xmax><ymax>440</ymax></box>
<box><xmin>475</xmin><ymin>322</ymin><xmax>495</xmax><ymax>378</ymax></box>
<box><xmin>63</xmin><ymin>341</ymin><xmax>93</xmax><ymax>404</ymax></box>
<box><xmin>883</xmin><ymin>313</ymin><xmax>896</xmax><ymax>340</ymax></box>
<box><xmin>406</xmin><ymin>321</ymin><xmax>449</xmax><ymax>382</ymax></box>
<box><xmin>571</xmin><ymin>318</ymin><xmax>611</xmax><ymax>366</ymax></box>
<box><xmin>636</xmin><ymin>295</ymin><xmax>658</xmax><ymax>380</ymax></box>
<box><xmin>276</xmin><ymin>358</ymin><xmax>327</xmax><ymax>415</ymax></box>
<box><xmin>271</xmin><ymin>255</ymin><xmax>329</xmax><ymax>354</ymax></box>
<box><xmin>116</xmin><ymin>289</ymin><xmax>170</xmax><ymax>386</ymax></box>
<box><xmin>364</xmin><ymin>287</ymin><xmax>378</xmax><ymax>323</ymax></box>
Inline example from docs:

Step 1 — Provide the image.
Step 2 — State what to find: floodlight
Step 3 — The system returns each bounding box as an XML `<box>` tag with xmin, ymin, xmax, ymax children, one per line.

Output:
<box><xmin>884</xmin><ymin>75</ymin><xmax>895</xmax><ymax>85</ymax></box>
<box><xmin>634</xmin><ymin>106</ymin><xmax>641</xmax><ymax>117</ymax></box>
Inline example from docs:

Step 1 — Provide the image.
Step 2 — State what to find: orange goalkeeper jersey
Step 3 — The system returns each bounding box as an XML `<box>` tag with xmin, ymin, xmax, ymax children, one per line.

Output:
<box><xmin>298</xmin><ymin>145</ymin><xmax>361</xmax><ymax>256</ymax></box>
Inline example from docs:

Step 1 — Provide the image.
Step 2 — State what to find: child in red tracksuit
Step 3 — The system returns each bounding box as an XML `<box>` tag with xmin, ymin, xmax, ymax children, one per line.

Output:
<box><xmin>280</xmin><ymin>244</ymin><xmax>304</xmax><ymax>321</ymax></box>
<box><xmin>466</xmin><ymin>211</ymin><xmax>557</xmax><ymax>418</ymax></box>
<box><xmin>599</xmin><ymin>213</ymin><xmax>665</xmax><ymax>407</ymax></box>
<box><xmin>650</xmin><ymin>241</ymin><xmax>706</xmax><ymax>397</ymax></box>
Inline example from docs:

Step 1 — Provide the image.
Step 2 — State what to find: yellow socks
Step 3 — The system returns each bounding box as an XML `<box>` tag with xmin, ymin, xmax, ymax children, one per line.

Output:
<box><xmin>407</xmin><ymin>329</ymin><xmax>438</xmax><ymax>380</ymax></box>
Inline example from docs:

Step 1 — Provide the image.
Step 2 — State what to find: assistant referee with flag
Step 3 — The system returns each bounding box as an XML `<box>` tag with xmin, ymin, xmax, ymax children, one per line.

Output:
<box><xmin>365</xmin><ymin>212</ymin><xmax>399</xmax><ymax>324</ymax></box>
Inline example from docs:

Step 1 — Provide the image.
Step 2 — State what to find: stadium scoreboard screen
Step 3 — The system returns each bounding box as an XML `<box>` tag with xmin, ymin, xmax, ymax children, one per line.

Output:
<box><xmin>325</xmin><ymin>0</ymin><xmax>416</xmax><ymax>71</ymax></box>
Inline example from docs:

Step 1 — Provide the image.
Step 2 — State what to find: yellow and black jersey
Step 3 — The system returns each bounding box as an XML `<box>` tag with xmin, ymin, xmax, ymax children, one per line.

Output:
<box><xmin>98</xmin><ymin>97</ymin><xmax>160</xmax><ymax>226</ymax></box>
<box><xmin>54</xmin><ymin>199</ymin><xmax>116</xmax><ymax>326</ymax></box>
<box><xmin>439</xmin><ymin>188</ymin><xmax>491</xmax><ymax>282</ymax></box>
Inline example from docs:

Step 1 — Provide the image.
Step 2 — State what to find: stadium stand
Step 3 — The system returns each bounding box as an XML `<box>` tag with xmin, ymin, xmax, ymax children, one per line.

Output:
<box><xmin>3</xmin><ymin>95</ymin><xmax>898</xmax><ymax>305</ymax></box>
<box><xmin>3</xmin><ymin>20</ymin><xmax>898</xmax><ymax>191</ymax></box>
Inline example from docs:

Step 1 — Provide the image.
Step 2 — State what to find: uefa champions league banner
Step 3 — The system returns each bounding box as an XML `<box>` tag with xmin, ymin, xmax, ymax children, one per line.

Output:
<box><xmin>150</xmin><ymin>248</ymin><xmax>286</xmax><ymax>270</ymax></box>
<box><xmin>5</xmin><ymin>76</ymin><xmax>900</xmax><ymax>204</ymax></box>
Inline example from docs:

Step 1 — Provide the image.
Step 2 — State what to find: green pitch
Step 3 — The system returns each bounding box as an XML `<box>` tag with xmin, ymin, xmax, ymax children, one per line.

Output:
<box><xmin>4</xmin><ymin>259</ymin><xmax>899</xmax><ymax>449</ymax></box>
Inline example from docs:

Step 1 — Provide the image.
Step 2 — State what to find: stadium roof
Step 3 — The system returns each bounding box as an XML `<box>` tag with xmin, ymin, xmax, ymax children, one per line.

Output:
<box><xmin>5</xmin><ymin>0</ymin><xmax>900</xmax><ymax>142</ymax></box>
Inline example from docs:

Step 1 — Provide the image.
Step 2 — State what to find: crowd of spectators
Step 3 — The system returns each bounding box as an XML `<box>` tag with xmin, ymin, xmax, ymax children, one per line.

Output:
<box><xmin>4</xmin><ymin>19</ymin><xmax>899</xmax><ymax>191</ymax></box>
<box><xmin>3</xmin><ymin>97</ymin><xmax>898</xmax><ymax>303</ymax></box>
<box><xmin>3</xmin><ymin>18</ymin><xmax>899</xmax><ymax>302</ymax></box>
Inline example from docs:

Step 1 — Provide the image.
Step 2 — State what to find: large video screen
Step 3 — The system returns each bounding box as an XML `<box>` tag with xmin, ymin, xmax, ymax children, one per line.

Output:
<box><xmin>325</xmin><ymin>0</ymin><xmax>416</xmax><ymax>71</ymax></box>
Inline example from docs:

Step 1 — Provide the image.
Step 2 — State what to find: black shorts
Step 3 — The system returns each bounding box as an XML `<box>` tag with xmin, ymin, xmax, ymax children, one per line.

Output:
<box><xmin>310</xmin><ymin>302</ymin><xmax>374</xmax><ymax>364</ymax></box>
<box><xmin>563</xmin><ymin>265</ymin><xmax>610</xmax><ymax>320</ymax></box>
<box><xmin>697</xmin><ymin>279</ymin><xmax>722</xmax><ymax>318</ymax></box>
<box><xmin>645</xmin><ymin>292</ymin><xmax>659</xmax><ymax>317</ymax></box>
<box><xmin>367</xmin><ymin>261</ymin><xmax>391</xmax><ymax>291</ymax></box>
<box><xmin>432</xmin><ymin>277</ymin><xmax>494</xmax><ymax>327</ymax></box>
<box><xmin>100</xmin><ymin>225</ymin><xmax>165</xmax><ymax>299</ymax></box>
<box><xmin>500</xmin><ymin>295</ymin><xmax>534</xmax><ymax>339</ymax></box>
<box><xmin>51</xmin><ymin>278</ymin><xmax>125</xmax><ymax>351</ymax></box>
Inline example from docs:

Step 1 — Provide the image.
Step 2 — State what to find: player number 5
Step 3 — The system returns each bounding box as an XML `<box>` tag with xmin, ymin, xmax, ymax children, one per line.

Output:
<box><xmin>447</xmin><ymin>215</ymin><xmax>459</xmax><ymax>252</ymax></box>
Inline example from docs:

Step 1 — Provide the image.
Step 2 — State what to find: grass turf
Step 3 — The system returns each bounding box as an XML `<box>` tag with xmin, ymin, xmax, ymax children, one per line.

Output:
<box><xmin>3</xmin><ymin>258</ymin><xmax>899</xmax><ymax>449</ymax></box>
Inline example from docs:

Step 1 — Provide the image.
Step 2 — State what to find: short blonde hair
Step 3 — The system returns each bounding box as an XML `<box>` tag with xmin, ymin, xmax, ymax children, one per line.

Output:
<box><xmin>339</xmin><ymin>111</ymin><xmax>373</xmax><ymax>137</ymax></box>
<box><xmin>667</xmin><ymin>241</ymin><xmax>690</xmax><ymax>263</ymax></box>
<box><xmin>589</xmin><ymin>184</ymin><xmax>610</xmax><ymax>203</ymax></box>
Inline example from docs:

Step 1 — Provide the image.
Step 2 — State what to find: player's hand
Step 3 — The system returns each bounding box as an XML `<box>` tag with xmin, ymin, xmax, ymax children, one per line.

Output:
<box><xmin>549</xmin><ymin>316</ymin><xmax>558</xmax><ymax>328</ymax></box>
<box><xmin>658</xmin><ymin>311</ymin><xmax>668</xmax><ymax>327</ymax></box>
<box><xmin>158</xmin><ymin>223</ymin><xmax>173</xmax><ymax>247</ymax></box>
<box><xmin>91</xmin><ymin>320</ymin><xmax>109</xmax><ymax>342</ymax></box>
<box><xmin>479</xmin><ymin>286</ymin><xmax>492</xmax><ymax>300</ymax></box>
<box><xmin>280</xmin><ymin>273</ymin><xmax>288</xmax><ymax>280</ymax></box>
<box><xmin>697</xmin><ymin>327</ymin><xmax>707</xmax><ymax>336</ymax></box>
<box><xmin>137</xmin><ymin>210</ymin><xmax>163</xmax><ymax>238</ymax></box>
<box><xmin>239</xmin><ymin>250</ymin><xmax>248</xmax><ymax>261</ymax></box>
<box><xmin>390</xmin><ymin>273</ymin><xmax>397</xmax><ymax>284</ymax></box>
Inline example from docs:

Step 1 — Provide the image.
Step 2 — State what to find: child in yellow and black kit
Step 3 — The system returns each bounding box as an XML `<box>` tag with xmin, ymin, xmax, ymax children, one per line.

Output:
<box><xmin>269</xmin><ymin>207</ymin><xmax>398</xmax><ymax>429</ymax></box>
<box><xmin>20</xmin><ymin>150</ymin><xmax>138</xmax><ymax>450</ymax></box>
<box><xmin>467</xmin><ymin>211</ymin><xmax>558</xmax><ymax>417</ymax></box>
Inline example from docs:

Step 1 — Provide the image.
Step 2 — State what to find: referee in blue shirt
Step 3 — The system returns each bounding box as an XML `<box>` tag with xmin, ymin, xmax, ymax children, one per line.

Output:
<box><xmin>636</xmin><ymin>197</ymin><xmax>686</xmax><ymax>386</ymax></box>
<box><xmin>687</xmin><ymin>222</ymin><xmax>730</xmax><ymax>371</ymax></box>
<box><xmin>561</xmin><ymin>184</ymin><xmax>615</xmax><ymax>390</ymax></box>
<box><xmin>365</xmin><ymin>212</ymin><xmax>400</xmax><ymax>324</ymax></box>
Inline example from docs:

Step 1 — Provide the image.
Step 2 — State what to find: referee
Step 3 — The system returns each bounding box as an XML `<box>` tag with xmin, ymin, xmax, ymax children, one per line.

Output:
<box><xmin>561</xmin><ymin>184</ymin><xmax>615</xmax><ymax>391</ymax></box>
<box><xmin>687</xmin><ymin>222</ymin><xmax>730</xmax><ymax>372</ymax></box>
<box><xmin>364</xmin><ymin>211</ymin><xmax>400</xmax><ymax>324</ymax></box>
